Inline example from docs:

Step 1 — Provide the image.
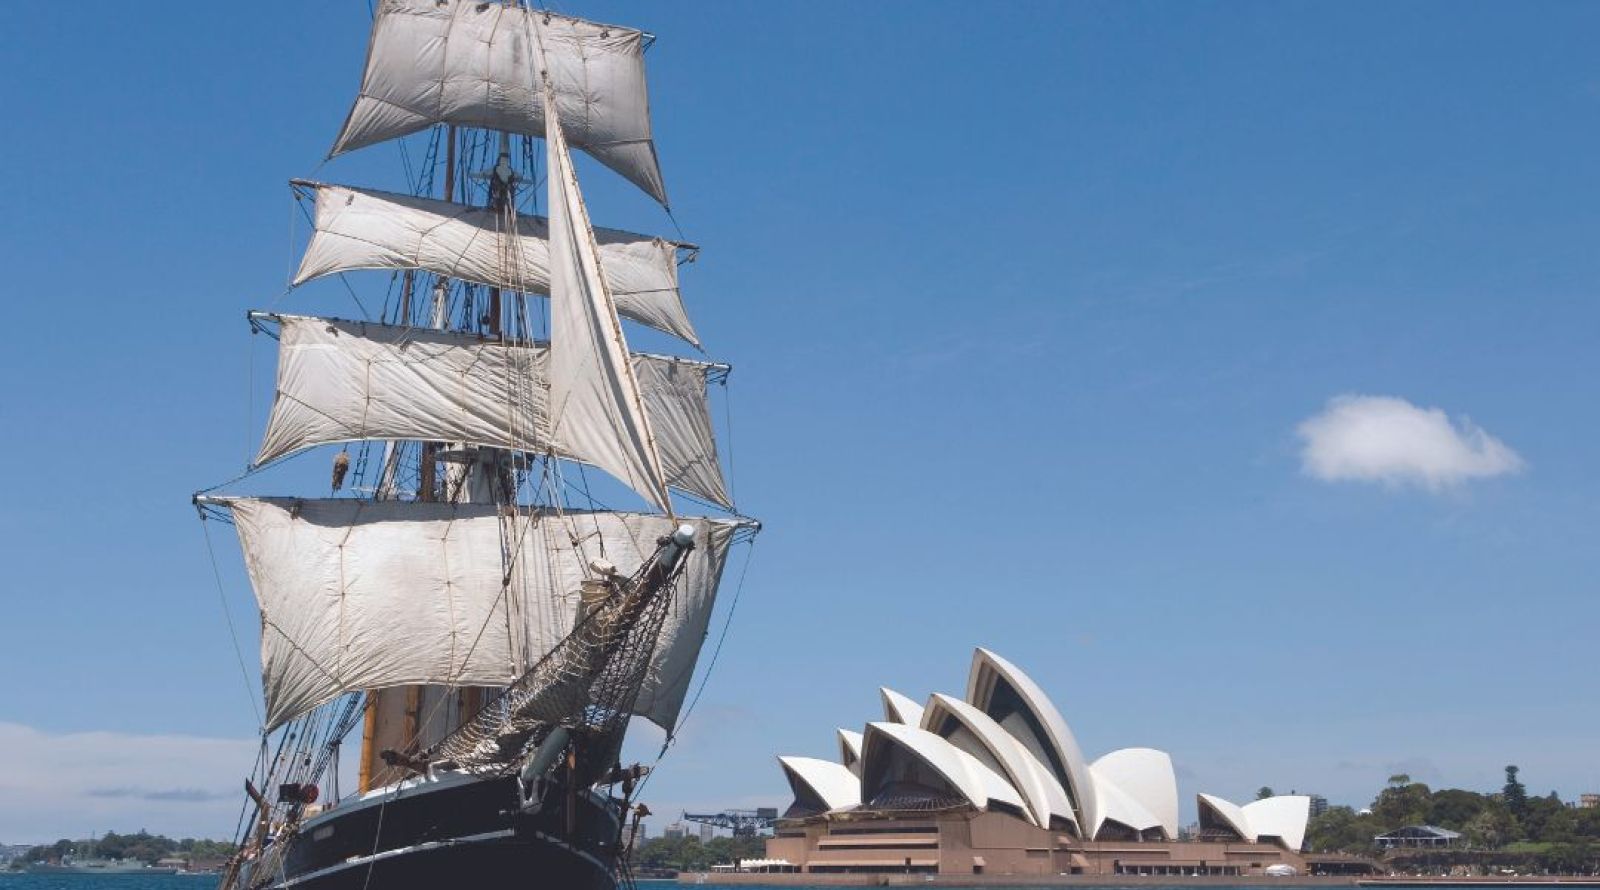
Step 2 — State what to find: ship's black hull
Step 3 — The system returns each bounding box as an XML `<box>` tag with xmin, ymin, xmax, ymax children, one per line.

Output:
<box><xmin>252</xmin><ymin>773</ymin><xmax>621</xmax><ymax>890</ymax></box>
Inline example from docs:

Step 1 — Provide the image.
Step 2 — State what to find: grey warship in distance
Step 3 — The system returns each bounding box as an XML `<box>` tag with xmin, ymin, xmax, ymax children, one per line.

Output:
<box><xmin>27</xmin><ymin>849</ymin><xmax>179</xmax><ymax>876</ymax></box>
<box><xmin>27</xmin><ymin>859</ymin><xmax>178</xmax><ymax>876</ymax></box>
<box><xmin>194</xmin><ymin>3</ymin><xmax>757</xmax><ymax>889</ymax></box>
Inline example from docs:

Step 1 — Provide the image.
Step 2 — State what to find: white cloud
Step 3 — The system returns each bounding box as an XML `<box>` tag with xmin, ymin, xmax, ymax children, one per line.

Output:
<box><xmin>1296</xmin><ymin>395</ymin><xmax>1524</xmax><ymax>491</ymax></box>
<box><xmin>0</xmin><ymin>723</ymin><xmax>258</xmax><ymax>844</ymax></box>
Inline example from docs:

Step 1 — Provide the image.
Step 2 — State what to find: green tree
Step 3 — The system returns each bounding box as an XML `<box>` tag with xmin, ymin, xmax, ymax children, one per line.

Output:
<box><xmin>1257</xmin><ymin>786</ymin><xmax>1275</xmax><ymax>800</ymax></box>
<box><xmin>1428</xmin><ymin>789</ymin><xmax>1489</xmax><ymax>829</ymax></box>
<box><xmin>1519</xmin><ymin>791</ymin><xmax>1566</xmax><ymax>843</ymax></box>
<box><xmin>1464</xmin><ymin>807</ymin><xmax>1514</xmax><ymax>849</ymax></box>
<box><xmin>1305</xmin><ymin>805</ymin><xmax>1387</xmax><ymax>853</ymax></box>
<box><xmin>1503</xmin><ymin>765</ymin><xmax>1528</xmax><ymax>819</ymax></box>
<box><xmin>1373</xmin><ymin>780</ymin><xmax>1433</xmax><ymax>829</ymax></box>
<box><xmin>1543</xmin><ymin>806</ymin><xmax>1579</xmax><ymax>845</ymax></box>
<box><xmin>1573</xmin><ymin>806</ymin><xmax>1600</xmax><ymax>840</ymax></box>
<box><xmin>1539</xmin><ymin>841</ymin><xmax>1597</xmax><ymax>875</ymax></box>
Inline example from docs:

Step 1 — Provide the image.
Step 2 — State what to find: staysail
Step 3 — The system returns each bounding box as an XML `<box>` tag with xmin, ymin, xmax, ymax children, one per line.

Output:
<box><xmin>543</xmin><ymin>78</ymin><xmax>675</xmax><ymax>516</ymax></box>
<box><xmin>254</xmin><ymin>315</ymin><xmax>731</xmax><ymax>508</ymax></box>
<box><xmin>293</xmin><ymin>183</ymin><xmax>699</xmax><ymax>346</ymax></box>
<box><xmin>331</xmin><ymin>0</ymin><xmax>668</xmax><ymax>204</ymax></box>
<box><xmin>209</xmin><ymin>496</ymin><xmax>743</xmax><ymax>731</ymax></box>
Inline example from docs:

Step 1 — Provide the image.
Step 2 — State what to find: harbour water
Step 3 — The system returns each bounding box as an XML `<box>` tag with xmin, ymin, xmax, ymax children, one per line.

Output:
<box><xmin>7</xmin><ymin>877</ymin><xmax>1594</xmax><ymax>890</ymax></box>
<box><xmin>0</xmin><ymin>877</ymin><xmax>219</xmax><ymax>890</ymax></box>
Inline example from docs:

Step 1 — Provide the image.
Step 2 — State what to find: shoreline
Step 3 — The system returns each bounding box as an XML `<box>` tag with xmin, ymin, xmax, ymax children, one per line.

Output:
<box><xmin>669</xmin><ymin>876</ymin><xmax>1600</xmax><ymax>887</ymax></box>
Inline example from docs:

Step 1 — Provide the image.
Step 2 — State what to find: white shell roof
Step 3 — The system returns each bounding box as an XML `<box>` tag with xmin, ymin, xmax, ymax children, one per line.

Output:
<box><xmin>966</xmin><ymin>648</ymin><xmax>1099</xmax><ymax>834</ymax></box>
<box><xmin>879</xmin><ymin>687</ymin><xmax>925</xmax><ymax>727</ymax></box>
<box><xmin>861</xmin><ymin>721</ymin><xmax>1024</xmax><ymax>813</ymax></box>
<box><xmin>1091</xmin><ymin>748</ymin><xmax>1179</xmax><ymax>839</ymax></box>
<box><xmin>1243</xmin><ymin>795</ymin><xmax>1311</xmax><ymax>851</ymax></box>
<box><xmin>1197</xmin><ymin>792</ymin><xmax>1256</xmax><ymax>842</ymax></box>
<box><xmin>777</xmin><ymin>755</ymin><xmax>861</xmax><ymax>812</ymax></box>
<box><xmin>1091</xmin><ymin>769</ymin><xmax>1164</xmax><ymax>837</ymax></box>
<box><xmin>836</xmin><ymin>728</ymin><xmax>863</xmax><ymax>775</ymax></box>
<box><xmin>1197</xmin><ymin>792</ymin><xmax>1311</xmax><ymax>850</ymax></box>
<box><xmin>922</xmin><ymin>692</ymin><xmax>1077</xmax><ymax>832</ymax></box>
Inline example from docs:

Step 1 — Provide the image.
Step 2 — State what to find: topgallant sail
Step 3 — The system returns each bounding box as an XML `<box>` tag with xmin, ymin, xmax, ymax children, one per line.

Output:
<box><xmin>197</xmin><ymin>4</ymin><xmax>757</xmax><ymax>889</ymax></box>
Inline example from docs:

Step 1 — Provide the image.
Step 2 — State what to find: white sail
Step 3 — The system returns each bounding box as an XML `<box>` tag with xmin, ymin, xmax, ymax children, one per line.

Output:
<box><xmin>332</xmin><ymin>0</ymin><xmax>667</xmax><ymax>204</ymax></box>
<box><xmin>293</xmin><ymin>183</ymin><xmax>699</xmax><ymax>346</ymax></box>
<box><xmin>255</xmin><ymin>315</ymin><xmax>731</xmax><ymax>509</ymax></box>
<box><xmin>211</xmin><ymin>497</ymin><xmax>743</xmax><ymax>731</ymax></box>
<box><xmin>543</xmin><ymin>82</ymin><xmax>674</xmax><ymax>515</ymax></box>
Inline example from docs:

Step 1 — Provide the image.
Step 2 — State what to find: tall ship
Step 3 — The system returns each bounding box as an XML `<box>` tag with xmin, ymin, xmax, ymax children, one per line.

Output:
<box><xmin>195</xmin><ymin>3</ymin><xmax>757</xmax><ymax>889</ymax></box>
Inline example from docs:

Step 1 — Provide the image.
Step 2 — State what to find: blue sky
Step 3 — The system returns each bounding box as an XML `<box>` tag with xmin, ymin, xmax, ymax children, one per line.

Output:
<box><xmin>2</xmin><ymin>1</ymin><xmax>1598</xmax><ymax>843</ymax></box>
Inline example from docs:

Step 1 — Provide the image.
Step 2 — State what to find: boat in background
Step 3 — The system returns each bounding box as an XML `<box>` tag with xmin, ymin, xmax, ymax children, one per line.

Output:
<box><xmin>27</xmin><ymin>856</ymin><xmax>178</xmax><ymax>875</ymax></box>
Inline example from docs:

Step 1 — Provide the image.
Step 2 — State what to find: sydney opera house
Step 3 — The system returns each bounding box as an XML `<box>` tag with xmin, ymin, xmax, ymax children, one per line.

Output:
<box><xmin>765</xmin><ymin>649</ymin><xmax>1312</xmax><ymax>877</ymax></box>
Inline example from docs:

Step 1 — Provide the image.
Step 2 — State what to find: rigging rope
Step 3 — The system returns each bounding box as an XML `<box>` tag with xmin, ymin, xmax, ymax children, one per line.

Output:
<box><xmin>200</xmin><ymin>514</ymin><xmax>264</xmax><ymax>729</ymax></box>
<box><xmin>630</xmin><ymin>535</ymin><xmax>757</xmax><ymax>804</ymax></box>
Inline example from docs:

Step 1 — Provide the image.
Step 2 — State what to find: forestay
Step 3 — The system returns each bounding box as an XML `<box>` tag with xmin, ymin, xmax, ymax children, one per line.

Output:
<box><xmin>255</xmin><ymin>315</ymin><xmax>731</xmax><ymax>509</ymax></box>
<box><xmin>543</xmin><ymin>84</ymin><xmax>674</xmax><ymax>516</ymax></box>
<box><xmin>294</xmin><ymin>183</ymin><xmax>699</xmax><ymax>346</ymax></box>
<box><xmin>212</xmin><ymin>497</ymin><xmax>743</xmax><ymax>731</ymax></box>
<box><xmin>331</xmin><ymin>0</ymin><xmax>668</xmax><ymax>205</ymax></box>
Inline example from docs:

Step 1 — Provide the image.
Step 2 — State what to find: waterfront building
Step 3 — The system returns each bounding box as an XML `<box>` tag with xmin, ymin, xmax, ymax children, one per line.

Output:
<box><xmin>1374</xmin><ymin>826</ymin><xmax>1461</xmax><ymax>850</ymax></box>
<box><xmin>1580</xmin><ymin>793</ymin><xmax>1600</xmax><ymax>809</ymax></box>
<box><xmin>1308</xmin><ymin>794</ymin><xmax>1329</xmax><ymax>819</ymax></box>
<box><xmin>663</xmin><ymin>822</ymin><xmax>688</xmax><ymax>841</ymax></box>
<box><xmin>699</xmin><ymin>823</ymin><xmax>715</xmax><ymax>843</ymax></box>
<box><xmin>767</xmin><ymin>648</ymin><xmax>1316</xmax><ymax>877</ymax></box>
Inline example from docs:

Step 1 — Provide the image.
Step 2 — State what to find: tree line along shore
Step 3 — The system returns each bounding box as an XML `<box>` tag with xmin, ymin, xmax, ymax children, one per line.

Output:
<box><xmin>6</xmin><ymin>831</ymin><xmax>237</xmax><ymax>869</ymax></box>
<box><xmin>1304</xmin><ymin>766</ymin><xmax>1600</xmax><ymax>874</ymax></box>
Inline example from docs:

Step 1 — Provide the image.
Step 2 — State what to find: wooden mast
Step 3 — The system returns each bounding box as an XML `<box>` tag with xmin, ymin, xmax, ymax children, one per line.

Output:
<box><xmin>360</xmin><ymin>124</ymin><xmax>459</xmax><ymax>793</ymax></box>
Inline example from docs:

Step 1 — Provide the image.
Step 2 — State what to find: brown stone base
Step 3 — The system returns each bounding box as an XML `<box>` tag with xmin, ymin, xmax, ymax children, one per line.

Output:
<box><xmin>756</xmin><ymin>809</ymin><xmax>1317</xmax><ymax>880</ymax></box>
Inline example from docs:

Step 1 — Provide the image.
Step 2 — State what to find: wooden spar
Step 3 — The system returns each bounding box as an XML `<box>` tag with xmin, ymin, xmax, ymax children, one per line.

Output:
<box><xmin>357</xmin><ymin>695</ymin><xmax>377</xmax><ymax>793</ymax></box>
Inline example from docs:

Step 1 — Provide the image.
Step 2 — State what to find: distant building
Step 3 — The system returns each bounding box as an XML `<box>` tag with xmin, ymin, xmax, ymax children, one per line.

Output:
<box><xmin>1308</xmin><ymin>795</ymin><xmax>1329</xmax><ymax>819</ymax></box>
<box><xmin>1374</xmin><ymin>826</ymin><xmax>1461</xmax><ymax>850</ymax></box>
<box><xmin>699</xmin><ymin>823</ymin><xmax>715</xmax><ymax>843</ymax></box>
<box><xmin>767</xmin><ymin>648</ymin><xmax>1320</xmax><ymax>877</ymax></box>
<box><xmin>622</xmin><ymin>823</ymin><xmax>648</xmax><ymax>850</ymax></box>
<box><xmin>663</xmin><ymin>822</ymin><xmax>687</xmax><ymax>840</ymax></box>
<box><xmin>1580</xmin><ymin>794</ymin><xmax>1600</xmax><ymax>810</ymax></box>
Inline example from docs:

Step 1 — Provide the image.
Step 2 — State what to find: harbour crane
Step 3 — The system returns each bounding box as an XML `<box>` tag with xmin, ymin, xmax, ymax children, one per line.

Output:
<box><xmin>680</xmin><ymin>808</ymin><xmax>779</xmax><ymax>838</ymax></box>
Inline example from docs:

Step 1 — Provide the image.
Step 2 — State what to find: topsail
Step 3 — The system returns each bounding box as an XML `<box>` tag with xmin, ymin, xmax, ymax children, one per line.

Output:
<box><xmin>293</xmin><ymin>183</ymin><xmax>699</xmax><ymax>346</ymax></box>
<box><xmin>254</xmin><ymin>314</ymin><xmax>731</xmax><ymax>509</ymax></box>
<box><xmin>332</xmin><ymin>0</ymin><xmax>668</xmax><ymax>205</ymax></box>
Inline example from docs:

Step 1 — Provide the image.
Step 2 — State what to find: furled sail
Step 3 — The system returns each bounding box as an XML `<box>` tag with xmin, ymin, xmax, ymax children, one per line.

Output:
<box><xmin>255</xmin><ymin>315</ymin><xmax>731</xmax><ymax>509</ymax></box>
<box><xmin>293</xmin><ymin>183</ymin><xmax>699</xmax><ymax>346</ymax></box>
<box><xmin>208</xmin><ymin>497</ymin><xmax>743</xmax><ymax>731</ymax></box>
<box><xmin>332</xmin><ymin>0</ymin><xmax>667</xmax><ymax>205</ymax></box>
<box><xmin>543</xmin><ymin>83</ymin><xmax>674</xmax><ymax>516</ymax></box>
